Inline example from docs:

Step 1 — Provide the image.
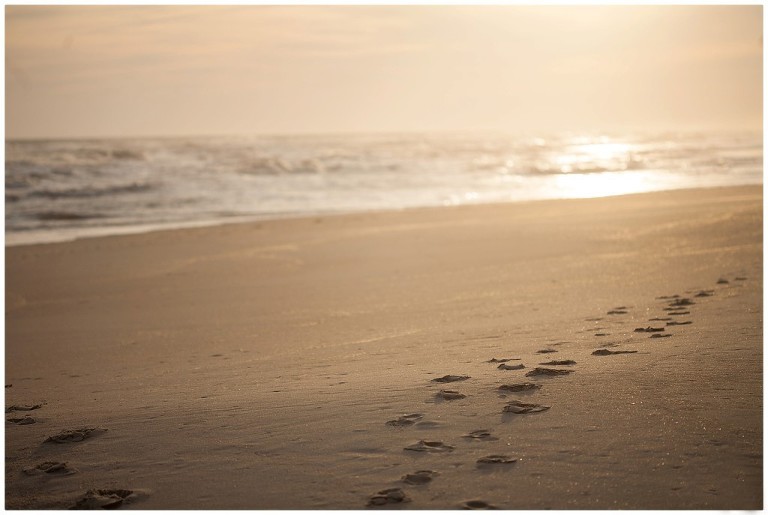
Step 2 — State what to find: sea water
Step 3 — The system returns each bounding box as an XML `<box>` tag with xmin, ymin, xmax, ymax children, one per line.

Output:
<box><xmin>5</xmin><ymin>131</ymin><xmax>762</xmax><ymax>245</ymax></box>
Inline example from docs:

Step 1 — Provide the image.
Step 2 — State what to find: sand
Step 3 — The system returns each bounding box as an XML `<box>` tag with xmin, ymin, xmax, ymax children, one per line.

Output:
<box><xmin>5</xmin><ymin>185</ymin><xmax>762</xmax><ymax>509</ymax></box>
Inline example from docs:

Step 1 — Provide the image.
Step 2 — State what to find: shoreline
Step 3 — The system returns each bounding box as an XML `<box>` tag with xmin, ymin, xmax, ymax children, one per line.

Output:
<box><xmin>6</xmin><ymin>184</ymin><xmax>762</xmax><ymax>509</ymax></box>
<box><xmin>5</xmin><ymin>183</ymin><xmax>762</xmax><ymax>248</ymax></box>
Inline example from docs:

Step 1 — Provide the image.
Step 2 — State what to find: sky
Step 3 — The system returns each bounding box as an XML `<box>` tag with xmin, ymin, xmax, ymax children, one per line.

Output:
<box><xmin>5</xmin><ymin>5</ymin><xmax>763</xmax><ymax>139</ymax></box>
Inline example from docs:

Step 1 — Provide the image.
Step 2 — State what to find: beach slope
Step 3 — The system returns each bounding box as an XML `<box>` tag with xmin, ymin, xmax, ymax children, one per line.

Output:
<box><xmin>5</xmin><ymin>185</ymin><xmax>762</xmax><ymax>509</ymax></box>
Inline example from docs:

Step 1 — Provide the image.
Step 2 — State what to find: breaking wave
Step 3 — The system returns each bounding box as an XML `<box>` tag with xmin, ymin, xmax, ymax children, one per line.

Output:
<box><xmin>5</xmin><ymin>131</ymin><xmax>762</xmax><ymax>245</ymax></box>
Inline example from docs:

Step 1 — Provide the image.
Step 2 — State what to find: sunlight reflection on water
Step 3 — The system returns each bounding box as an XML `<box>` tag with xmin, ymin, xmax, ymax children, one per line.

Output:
<box><xmin>6</xmin><ymin>131</ymin><xmax>761</xmax><ymax>244</ymax></box>
<box><xmin>552</xmin><ymin>170</ymin><xmax>682</xmax><ymax>199</ymax></box>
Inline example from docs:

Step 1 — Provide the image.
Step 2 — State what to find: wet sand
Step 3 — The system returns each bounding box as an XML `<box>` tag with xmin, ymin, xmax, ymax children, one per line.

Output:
<box><xmin>5</xmin><ymin>185</ymin><xmax>762</xmax><ymax>509</ymax></box>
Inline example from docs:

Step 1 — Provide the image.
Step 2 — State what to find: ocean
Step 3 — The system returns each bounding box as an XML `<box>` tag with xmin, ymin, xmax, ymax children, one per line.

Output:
<box><xmin>5</xmin><ymin>131</ymin><xmax>762</xmax><ymax>245</ymax></box>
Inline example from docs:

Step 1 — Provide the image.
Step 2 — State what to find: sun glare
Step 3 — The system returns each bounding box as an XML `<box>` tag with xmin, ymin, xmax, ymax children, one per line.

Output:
<box><xmin>551</xmin><ymin>140</ymin><xmax>636</xmax><ymax>174</ymax></box>
<box><xmin>553</xmin><ymin>170</ymin><xmax>668</xmax><ymax>199</ymax></box>
<box><xmin>577</xmin><ymin>142</ymin><xmax>632</xmax><ymax>160</ymax></box>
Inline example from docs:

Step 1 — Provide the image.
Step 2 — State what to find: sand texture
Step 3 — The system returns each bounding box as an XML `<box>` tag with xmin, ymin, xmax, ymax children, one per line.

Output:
<box><xmin>5</xmin><ymin>186</ymin><xmax>762</xmax><ymax>509</ymax></box>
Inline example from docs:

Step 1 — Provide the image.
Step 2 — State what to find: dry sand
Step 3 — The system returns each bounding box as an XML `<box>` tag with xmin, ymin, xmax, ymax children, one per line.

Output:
<box><xmin>5</xmin><ymin>185</ymin><xmax>762</xmax><ymax>509</ymax></box>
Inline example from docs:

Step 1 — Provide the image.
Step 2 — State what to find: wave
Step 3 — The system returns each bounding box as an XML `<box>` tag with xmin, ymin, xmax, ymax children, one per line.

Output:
<box><xmin>110</xmin><ymin>149</ymin><xmax>145</xmax><ymax>161</ymax></box>
<box><xmin>5</xmin><ymin>131</ymin><xmax>762</xmax><ymax>245</ymax></box>
<box><xmin>237</xmin><ymin>157</ymin><xmax>327</xmax><ymax>175</ymax></box>
<box><xmin>28</xmin><ymin>182</ymin><xmax>155</xmax><ymax>200</ymax></box>
<box><xmin>35</xmin><ymin>211</ymin><xmax>106</xmax><ymax>221</ymax></box>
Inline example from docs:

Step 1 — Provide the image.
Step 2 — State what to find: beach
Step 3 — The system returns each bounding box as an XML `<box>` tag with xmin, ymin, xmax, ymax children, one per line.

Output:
<box><xmin>5</xmin><ymin>185</ymin><xmax>762</xmax><ymax>509</ymax></box>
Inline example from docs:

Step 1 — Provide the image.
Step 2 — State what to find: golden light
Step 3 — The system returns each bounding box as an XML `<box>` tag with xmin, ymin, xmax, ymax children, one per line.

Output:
<box><xmin>553</xmin><ymin>170</ymin><xmax>671</xmax><ymax>199</ymax></box>
<box><xmin>552</xmin><ymin>140</ymin><xmax>635</xmax><ymax>174</ymax></box>
<box><xmin>576</xmin><ymin>142</ymin><xmax>633</xmax><ymax>160</ymax></box>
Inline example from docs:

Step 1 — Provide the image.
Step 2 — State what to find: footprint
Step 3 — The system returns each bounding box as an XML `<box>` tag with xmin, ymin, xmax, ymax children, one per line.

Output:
<box><xmin>535</xmin><ymin>349</ymin><xmax>557</xmax><ymax>354</ymax></box>
<box><xmin>498</xmin><ymin>383</ymin><xmax>541</xmax><ymax>392</ymax></box>
<box><xmin>503</xmin><ymin>400</ymin><xmax>550</xmax><ymax>414</ymax></box>
<box><xmin>668</xmin><ymin>298</ymin><xmax>695</xmax><ymax>307</ymax></box>
<box><xmin>584</xmin><ymin>317</ymin><xmax>603</xmax><ymax>322</ymax></box>
<box><xmin>539</xmin><ymin>360</ymin><xmax>576</xmax><ymax>366</ymax></box>
<box><xmin>486</xmin><ymin>358</ymin><xmax>520</xmax><ymax>363</ymax></box>
<box><xmin>695</xmin><ymin>290</ymin><xmax>714</xmax><ymax>297</ymax></box>
<box><xmin>5</xmin><ymin>384</ymin><xmax>11</xmax><ymax>388</ymax></box>
<box><xmin>462</xmin><ymin>500</ymin><xmax>498</xmax><ymax>510</ymax></box>
<box><xmin>525</xmin><ymin>367</ymin><xmax>573</xmax><ymax>377</ymax></box>
<box><xmin>717</xmin><ymin>278</ymin><xmax>729</xmax><ymax>285</ymax></box>
<box><xmin>497</xmin><ymin>363</ymin><xmax>525</xmax><ymax>371</ymax></box>
<box><xmin>606</xmin><ymin>310</ymin><xmax>628</xmax><ymax>315</ymax></box>
<box><xmin>368</xmin><ymin>488</ymin><xmax>411</xmax><ymax>506</ymax></box>
<box><xmin>463</xmin><ymin>429</ymin><xmax>498</xmax><ymax>441</ymax></box>
<box><xmin>432</xmin><ymin>375</ymin><xmax>470</xmax><ymax>383</ymax></box>
<box><xmin>401</xmin><ymin>470</ymin><xmax>438</xmax><ymax>485</ymax></box>
<box><xmin>386</xmin><ymin>414</ymin><xmax>424</xmax><ymax>427</ymax></box>
<box><xmin>735</xmin><ymin>277</ymin><xmax>747</xmax><ymax>281</ymax></box>
<box><xmin>650</xmin><ymin>334</ymin><xmax>672</xmax><ymax>338</ymax></box>
<box><xmin>44</xmin><ymin>427</ymin><xmax>107</xmax><ymax>444</ymax></box>
<box><xmin>666</xmin><ymin>321</ymin><xmax>692</xmax><ymax>326</ymax></box>
<box><xmin>592</xmin><ymin>349</ymin><xmax>638</xmax><ymax>356</ymax></box>
<box><xmin>656</xmin><ymin>295</ymin><xmax>680</xmax><ymax>299</ymax></box>
<box><xmin>435</xmin><ymin>390</ymin><xmax>466</xmax><ymax>400</ymax></box>
<box><xmin>476</xmin><ymin>455</ymin><xmax>518</xmax><ymax>465</ymax></box>
<box><xmin>594</xmin><ymin>333</ymin><xmax>609</xmax><ymax>336</ymax></box>
<box><xmin>668</xmin><ymin>311</ymin><xmax>690</xmax><ymax>316</ymax></box>
<box><xmin>71</xmin><ymin>489</ymin><xmax>137</xmax><ymax>510</ymax></box>
<box><xmin>404</xmin><ymin>440</ymin><xmax>454</xmax><ymax>453</ymax></box>
<box><xmin>6</xmin><ymin>404</ymin><xmax>43</xmax><ymax>413</ymax></box>
<box><xmin>649</xmin><ymin>317</ymin><xmax>672</xmax><ymax>321</ymax></box>
<box><xmin>634</xmin><ymin>327</ymin><xmax>664</xmax><ymax>333</ymax></box>
<box><xmin>7</xmin><ymin>416</ymin><xmax>35</xmax><ymax>425</ymax></box>
<box><xmin>23</xmin><ymin>461</ymin><xmax>77</xmax><ymax>476</ymax></box>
